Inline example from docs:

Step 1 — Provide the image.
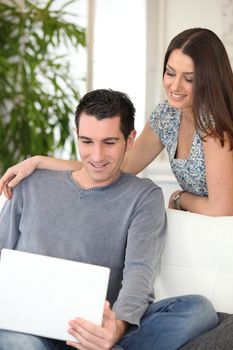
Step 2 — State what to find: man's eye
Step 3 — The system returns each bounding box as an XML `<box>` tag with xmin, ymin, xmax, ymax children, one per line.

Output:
<box><xmin>105</xmin><ymin>142</ymin><xmax>115</xmax><ymax>145</ymax></box>
<box><xmin>82</xmin><ymin>140</ymin><xmax>92</xmax><ymax>144</ymax></box>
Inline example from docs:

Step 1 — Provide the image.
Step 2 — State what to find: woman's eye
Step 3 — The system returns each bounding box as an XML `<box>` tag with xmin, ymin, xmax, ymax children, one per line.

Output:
<box><xmin>166</xmin><ymin>70</ymin><xmax>175</xmax><ymax>77</ymax></box>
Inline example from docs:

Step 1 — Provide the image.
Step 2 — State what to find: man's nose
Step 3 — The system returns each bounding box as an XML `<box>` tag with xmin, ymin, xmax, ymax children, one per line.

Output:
<box><xmin>92</xmin><ymin>144</ymin><xmax>105</xmax><ymax>161</ymax></box>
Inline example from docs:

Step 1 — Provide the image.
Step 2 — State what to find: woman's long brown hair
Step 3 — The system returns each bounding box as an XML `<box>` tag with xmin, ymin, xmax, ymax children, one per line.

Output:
<box><xmin>163</xmin><ymin>28</ymin><xmax>233</xmax><ymax>148</ymax></box>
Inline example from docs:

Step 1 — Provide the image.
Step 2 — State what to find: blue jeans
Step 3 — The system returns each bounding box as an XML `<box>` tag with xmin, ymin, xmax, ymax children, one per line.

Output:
<box><xmin>0</xmin><ymin>295</ymin><xmax>218</xmax><ymax>350</ymax></box>
<box><xmin>117</xmin><ymin>295</ymin><xmax>218</xmax><ymax>350</ymax></box>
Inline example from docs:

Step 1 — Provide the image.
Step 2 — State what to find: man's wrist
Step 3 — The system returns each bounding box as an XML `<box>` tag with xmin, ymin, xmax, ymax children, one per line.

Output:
<box><xmin>116</xmin><ymin>320</ymin><xmax>128</xmax><ymax>340</ymax></box>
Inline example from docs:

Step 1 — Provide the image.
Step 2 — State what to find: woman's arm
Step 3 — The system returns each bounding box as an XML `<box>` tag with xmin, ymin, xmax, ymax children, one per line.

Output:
<box><xmin>0</xmin><ymin>121</ymin><xmax>164</xmax><ymax>197</ymax></box>
<box><xmin>0</xmin><ymin>156</ymin><xmax>81</xmax><ymax>198</ymax></box>
<box><xmin>170</xmin><ymin>134</ymin><xmax>233</xmax><ymax>216</ymax></box>
<box><xmin>122</xmin><ymin>121</ymin><xmax>164</xmax><ymax>174</ymax></box>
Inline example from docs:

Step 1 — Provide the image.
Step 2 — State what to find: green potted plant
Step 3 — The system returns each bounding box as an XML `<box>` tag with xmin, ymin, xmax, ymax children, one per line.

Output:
<box><xmin>0</xmin><ymin>0</ymin><xmax>86</xmax><ymax>174</ymax></box>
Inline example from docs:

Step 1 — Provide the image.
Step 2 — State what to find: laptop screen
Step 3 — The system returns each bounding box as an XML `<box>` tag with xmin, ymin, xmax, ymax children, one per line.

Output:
<box><xmin>0</xmin><ymin>249</ymin><xmax>110</xmax><ymax>341</ymax></box>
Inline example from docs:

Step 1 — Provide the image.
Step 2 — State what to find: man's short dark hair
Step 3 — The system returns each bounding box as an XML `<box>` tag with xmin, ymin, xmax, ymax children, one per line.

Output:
<box><xmin>75</xmin><ymin>89</ymin><xmax>135</xmax><ymax>140</ymax></box>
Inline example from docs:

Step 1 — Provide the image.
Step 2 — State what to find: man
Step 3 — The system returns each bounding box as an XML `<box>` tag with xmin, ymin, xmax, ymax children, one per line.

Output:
<box><xmin>0</xmin><ymin>89</ymin><xmax>217</xmax><ymax>350</ymax></box>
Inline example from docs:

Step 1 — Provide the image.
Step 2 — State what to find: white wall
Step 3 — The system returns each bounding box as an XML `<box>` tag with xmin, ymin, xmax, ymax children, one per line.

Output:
<box><xmin>93</xmin><ymin>0</ymin><xmax>146</xmax><ymax>135</ymax></box>
<box><xmin>165</xmin><ymin>0</ymin><xmax>222</xmax><ymax>44</ymax></box>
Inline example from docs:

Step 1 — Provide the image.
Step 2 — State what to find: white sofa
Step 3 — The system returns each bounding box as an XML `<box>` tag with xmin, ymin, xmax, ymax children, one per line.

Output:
<box><xmin>156</xmin><ymin>208</ymin><xmax>233</xmax><ymax>314</ymax></box>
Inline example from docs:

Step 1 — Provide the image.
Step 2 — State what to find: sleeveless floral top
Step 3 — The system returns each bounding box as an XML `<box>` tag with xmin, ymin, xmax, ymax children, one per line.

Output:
<box><xmin>150</xmin><ymin>100</ymin><xmax>208</xmax><ymax>196</ymax></box>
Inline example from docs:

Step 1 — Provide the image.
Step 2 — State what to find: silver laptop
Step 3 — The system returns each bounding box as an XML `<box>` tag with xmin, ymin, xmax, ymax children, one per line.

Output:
<box><xmin>0</xmin><ymin>249</ymin><xmax>110</xmax><ymax>341</ymax></box>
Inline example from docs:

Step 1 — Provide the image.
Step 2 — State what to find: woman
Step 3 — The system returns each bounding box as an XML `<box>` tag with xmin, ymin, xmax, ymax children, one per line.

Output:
<box><xmin>1</xmin><ymin>28</ymin><xmax>233</xmax><ymax>216</ymax></box>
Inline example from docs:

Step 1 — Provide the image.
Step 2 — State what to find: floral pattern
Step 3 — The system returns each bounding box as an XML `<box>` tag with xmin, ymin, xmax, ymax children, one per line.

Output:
<box><xmin>150</xmin><ymin>100</ymin><xmax>208</xmax><ymax>196</ymax></box>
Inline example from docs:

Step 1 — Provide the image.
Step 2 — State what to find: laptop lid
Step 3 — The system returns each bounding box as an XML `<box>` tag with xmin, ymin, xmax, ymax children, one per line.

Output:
<box><xmin>0</xmin><ymin>249</ymin><xmax>110</xmax><ymax>342</ymax></box>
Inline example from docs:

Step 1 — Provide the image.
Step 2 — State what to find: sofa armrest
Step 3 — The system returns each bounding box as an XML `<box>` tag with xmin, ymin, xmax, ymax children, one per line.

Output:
<box><xmin>180</xmin><ymin>313</ymin><xmax>233</xmax><ymax>349</ymax></box>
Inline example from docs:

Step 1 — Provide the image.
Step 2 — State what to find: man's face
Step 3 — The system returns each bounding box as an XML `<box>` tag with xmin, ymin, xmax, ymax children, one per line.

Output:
<box><xmin>77</xmin><ymin>112</ymin><xmax>135</xmax><ymax>188</ymax></box>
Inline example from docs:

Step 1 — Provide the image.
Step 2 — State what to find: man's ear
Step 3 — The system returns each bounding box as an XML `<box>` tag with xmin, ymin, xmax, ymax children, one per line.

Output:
<box><xmin>126</xmin><ymin>130</ymin><xmax>136</xmax><ymax>151</ymax></box>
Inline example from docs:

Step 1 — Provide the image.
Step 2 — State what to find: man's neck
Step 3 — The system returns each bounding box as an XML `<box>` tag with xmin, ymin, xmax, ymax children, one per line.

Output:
<box><xmin>71</xmin><ymin>168</ymin><xmax>122</xmax><ymax>189</ymax></box>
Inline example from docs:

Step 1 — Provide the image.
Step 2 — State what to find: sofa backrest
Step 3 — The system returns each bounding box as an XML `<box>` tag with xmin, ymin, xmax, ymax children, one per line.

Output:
<box><xmin>155</xmin><ymin>208</ymin><xmax>233</xmax><ymax>313</ymax></box>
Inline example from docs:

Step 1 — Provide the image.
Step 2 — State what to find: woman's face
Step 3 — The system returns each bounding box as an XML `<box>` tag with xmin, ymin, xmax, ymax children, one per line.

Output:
<box><xmin>163</xmin><ymin>49</ymin><xmax>194</xmax><ymax>115</ymax></box>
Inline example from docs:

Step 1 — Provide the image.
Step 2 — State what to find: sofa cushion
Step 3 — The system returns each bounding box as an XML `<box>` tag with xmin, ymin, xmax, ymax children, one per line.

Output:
<box><xmin>180</xmin><ymin>313</ymin><xmax>233</xmax><ymax>349</ymax></box>
<box><xmin>155</xmin><ymin>209</ymin><xmax>233</xmax><ymax>314</ymax></box>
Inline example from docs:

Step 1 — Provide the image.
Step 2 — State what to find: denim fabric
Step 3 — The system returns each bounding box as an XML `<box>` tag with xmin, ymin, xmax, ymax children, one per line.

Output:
<box><xmin>0</xmin><ymin>295</ymin><xmax>218</xmax><ymax>350</ymax></box>
<box><xmin>0</xmin><ymin>331</ymin><xmax>70</xmax><ymax>350</ymax></box>
<box><xmin>117</xmin><ymin>295</ymin><xmax>218</xmax><ymax>350</ymax></box>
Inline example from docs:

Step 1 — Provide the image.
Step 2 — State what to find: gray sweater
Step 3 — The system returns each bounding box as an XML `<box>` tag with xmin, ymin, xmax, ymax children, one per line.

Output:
<box><xmin>0</xmin><ymin>170</ymin><xmax>166</xmax><ymax>326</ymax></box>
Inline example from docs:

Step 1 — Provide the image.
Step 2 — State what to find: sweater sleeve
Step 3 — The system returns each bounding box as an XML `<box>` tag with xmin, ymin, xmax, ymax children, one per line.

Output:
<box><xmin>0</xmin><ymin>188</ymin><xmax>23</xmax><ymax>253</ymax></box>
<box><xmin>112</xmin><ymin>184</ymin><xmax>167</xmax><ymax>327</ymax></box>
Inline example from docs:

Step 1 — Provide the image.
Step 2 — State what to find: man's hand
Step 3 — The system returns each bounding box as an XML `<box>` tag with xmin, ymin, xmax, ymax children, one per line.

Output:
<box><xmin>0</xmin><ymin>157</ymin><xmax>40</xmax><ymax>199</ymax></box>
<box><xmin>66</xmin><ymin>301</ymin><xmax>128</xmax><ymax>350</ymax></box>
